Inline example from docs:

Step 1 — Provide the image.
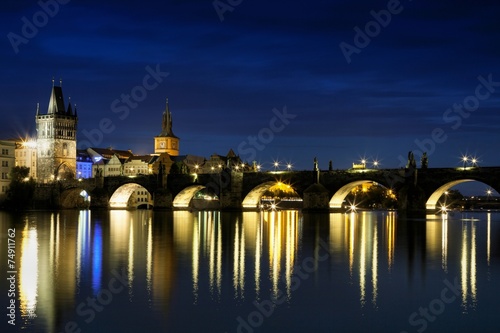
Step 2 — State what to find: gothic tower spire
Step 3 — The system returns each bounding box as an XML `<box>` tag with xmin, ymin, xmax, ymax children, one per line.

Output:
<box><xmin>154</xmin><ymin>97</ymin><xmax>180</xmax><ymax>156</ymax></box>
<box><xmin>160</xmin><ymin>98</ymin><xmax>177</xmax><ymax>138</ymax></box>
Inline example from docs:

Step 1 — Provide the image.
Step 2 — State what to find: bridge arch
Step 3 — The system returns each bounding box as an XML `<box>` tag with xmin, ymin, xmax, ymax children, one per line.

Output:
<box><xmin>242</xmin><ymin>181</ymin><xmax>276</xmax><ymax>209</ymax></box>
<box><xmin>425</xmin><ymin>179</ymin><xmax>499</xmax><ymax>210</ymax></box>
<box><xmin>60</xmin><ymin>188</ymin><xmax>91</xmax><ymax>209</ymax></box>
<box><xmin>173</xmin><ymin>185</ymin><xmax>206</xmax><ymax>208</ymax></box>
<box><xmin>109</xmin><ymin>183</ymin><xmax>151</xmax><ymax>209</ymax></box>
<box><xmin>329</xmin><ymin>180</ymin><xmax>390</xmax><ymax>209</ymax></box>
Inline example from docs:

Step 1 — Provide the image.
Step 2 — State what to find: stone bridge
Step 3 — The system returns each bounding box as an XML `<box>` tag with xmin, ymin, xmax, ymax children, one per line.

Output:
<box><xmin>41</xmin><ymin>166</ymin><xmax>500</xmax><ymax>213</ymax></box>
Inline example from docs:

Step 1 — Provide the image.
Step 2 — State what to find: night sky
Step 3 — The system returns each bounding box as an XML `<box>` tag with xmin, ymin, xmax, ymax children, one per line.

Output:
<box><xmin>1</xmin><ymin>0</ymin><xmax>500</xmax><ymax>176</ymax></box>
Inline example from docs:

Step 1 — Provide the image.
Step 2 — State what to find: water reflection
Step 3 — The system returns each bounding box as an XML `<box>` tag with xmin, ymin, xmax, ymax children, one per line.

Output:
<box><xmin>328</xmin><ymin>212</ymin><xmax>381</xmax><ymax>307</ymax></box>
<box><xmin>19</xmin><ymin>220</ymin><xmax>38</xmax><ymax>320</ymax></box>
<box><xmin>487</xmin><ymin>212</ymin><xmax>491</xmax><ymax>267</ymax></box>
<box><xmin>186</xmin><ymin>210</ymin><xmax>300</xmax><ymax>302</ymax></box>
<box><xmin>2</xmin><ymin>209</ymin><xmax>500</xmax><ymax>332</ymax></box>
<box><xmin>264</xmin><ymin>210</ymin><xmax>299</xmax><ymax>301</ymax></box>
<box><xmin>385</xmin><ymin>212</ymin><xmax>396</xmax><ymax>270</ymax></box>
<box><xmin>233</xmin><ymin>215</ymin><xmax>245</xmax><ymax>299</ymax></box>
<box><xmin>442</xmin><ymin>215</ymin><xmax>448</xmax><ymax>272</ymax></box>
<box><xmin>188</xmin><ymin>211</ymin><xmax>223</xmax><ymax>302</ymax></box>
<box><xmin>460</xmin><ymin>219</ymin><xmax>477</xmax><ymax>312</ymax></box>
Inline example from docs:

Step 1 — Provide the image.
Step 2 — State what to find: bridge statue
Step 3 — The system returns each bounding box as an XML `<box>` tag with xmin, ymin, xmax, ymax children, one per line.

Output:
<box><xmin>421</xmin><ymin>152</ymin><xmax>428</xmax><ymax>169</ymax></box>
<box><xmin>313</xmin><ymin>157</ymin><xmax>320</xmax><ymax>184</ymax></box>
<box><xmin>406</xmin><ymin>151</ymin><xmax>417</xmax><ymax>169</ymax></box>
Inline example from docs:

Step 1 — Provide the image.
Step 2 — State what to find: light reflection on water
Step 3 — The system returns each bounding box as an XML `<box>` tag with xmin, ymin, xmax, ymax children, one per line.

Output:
<box><xmin>1</xmin><ymin>210</ymin><xmax>499</xmax><ymax>333</ymax></box>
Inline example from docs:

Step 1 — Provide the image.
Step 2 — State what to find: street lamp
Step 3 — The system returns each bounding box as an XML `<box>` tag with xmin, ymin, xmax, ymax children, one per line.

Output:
<box><xmin>286</xmin><ymin>163</ymin><xmax>292</xmax><ymax>171</ymax></box>
<box><xmin>373</xmin><ymin>160</ymin><xmax>379</xmax><ymax>168</ymax></box>
<box><xmin>462</xmin><ymin>156</ymin><xmax>468</xmax><ymax>170</ymax></box>
<box><xmin>486</xmin><ymin>188</ymin><xmax>493</xmax><ymax>202</ymax></box>
<box><xmin>273</xmin><ymin>161</ymin><xmax>279</xmax><ymax>171</ymax></box>
<box><xmin>360</xmin><ymin>159</ymin><xmax>367</xmax><ymax>169</ymax></box>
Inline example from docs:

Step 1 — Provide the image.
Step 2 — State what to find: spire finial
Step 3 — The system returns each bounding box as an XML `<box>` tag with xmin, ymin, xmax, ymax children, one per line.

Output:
<box><xmin>52</xmin><ymin>77</ymin><xmax>54</xmax><ymax>87</ymax></box>
<box><xmin>59</xmin><ymin>78</ymin><xmax>62</xmax><ymax>87</ymax></box>
<box><xmin>36</xmin><ymin>102</ymin><xmax>39</xmax><ymax>115</ymax></box>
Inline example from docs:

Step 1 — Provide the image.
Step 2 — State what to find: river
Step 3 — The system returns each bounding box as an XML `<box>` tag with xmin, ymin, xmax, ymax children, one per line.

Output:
<box><xmin>1</xmin><ymin>209</ymin><xmax>499</xmax><ymax>332</ymax></box>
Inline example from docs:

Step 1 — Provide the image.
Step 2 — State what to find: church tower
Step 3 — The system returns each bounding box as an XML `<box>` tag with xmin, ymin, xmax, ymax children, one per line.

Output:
<box><xmin>36</xmin><ymin>80</ymin><xmax>78</xmax><ymax>182</ymax></box>
<box><xmin>154</xmin><ymin>99</ymin><xmax>180</xmax><ymax>156</ymax></box>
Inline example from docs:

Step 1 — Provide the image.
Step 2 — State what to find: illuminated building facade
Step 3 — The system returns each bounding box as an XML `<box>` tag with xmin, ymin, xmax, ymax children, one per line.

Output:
<box><xmin>124</xmin><ymin>155</ymin><xmax>157</xmax><ymax>176</ymax></box>
<box><xmin>15</xmin><ymin>139</ymin><xmax>37</xmax><ymax>179</ymax></box>
<box><xmin>0</xmin><ymin>140</ymin><xmax>15</xmax><ymax>202</ymax></box>
<box><xmin>76</xmin><ymin>150</ymin><xmax>93</xmax><ymax>179</ymax></box>
<box><xmin>36</xmin><ymin>82</ymin><xmax>78</xmax><ymax>182</ymax></box>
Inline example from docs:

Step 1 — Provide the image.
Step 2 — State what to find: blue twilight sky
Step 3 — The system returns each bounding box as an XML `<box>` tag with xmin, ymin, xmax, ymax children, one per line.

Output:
<box><xmin>1</xmin><ymin>0</ymin><xmax>500</xmax><ymax>175</ymax></box>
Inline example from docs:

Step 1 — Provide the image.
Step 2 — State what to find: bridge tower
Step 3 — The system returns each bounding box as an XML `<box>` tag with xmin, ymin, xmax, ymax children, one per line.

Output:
<box><xmin>36</xmin><ymin>80</ymin><xmax>78</xmax><ymax>183</ymax></box>
<box><xmin>154</xmin><ymin>98</ymin><xmax>180</xmax><ymax>156</ymax></box>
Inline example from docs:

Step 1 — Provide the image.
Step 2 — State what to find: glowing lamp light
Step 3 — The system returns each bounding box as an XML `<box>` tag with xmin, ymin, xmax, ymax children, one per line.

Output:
<box><xmin>22</xmin><ymin>140</ymin><xmax>37</xmax><ymax>149</ymax></box>
<box><xmin>346</xmin><ymin>200</ymin><xmax>358</xmax><ymax>213</ymax></box>
<box><xmin>461</xmin><ymin>155</ymin><xmax>468</xmax><ymax>170</ymax></box>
